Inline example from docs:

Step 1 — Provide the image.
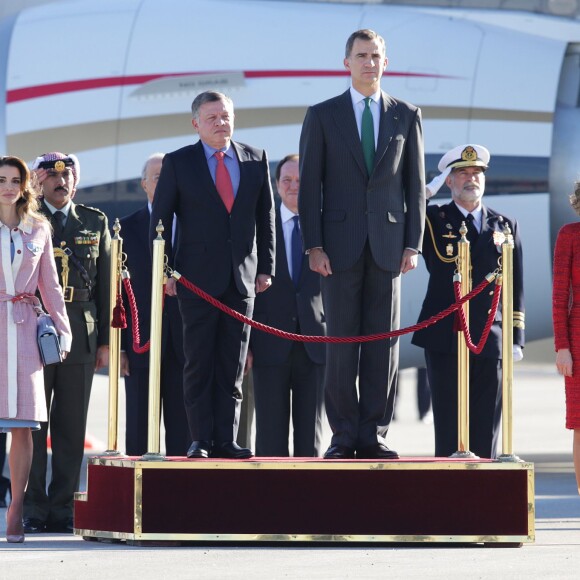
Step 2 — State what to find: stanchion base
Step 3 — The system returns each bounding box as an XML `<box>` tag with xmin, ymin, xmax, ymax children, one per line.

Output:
<box><xmin>450</xmin><ymin>450</ymin><xmax>479</xmax><ymax>459</ymax></box>
<box><xmin>74</xmin><ymin>456</ymin><xmax>534</xmax><ymax>545</ymax></box>
<box><xmin>497</xmin><ymin>454</ymin><xmax>523</xmax><ymax>463</ymax></box>
<box><xmin>99</xmin><ymin>450</ymin><xmax>126</xmax><ymax>458</ymax></box>
<box><xmin>140</xmin><ymin>452</ymin><xmax>166</xmax><ymax>462</ymax></box>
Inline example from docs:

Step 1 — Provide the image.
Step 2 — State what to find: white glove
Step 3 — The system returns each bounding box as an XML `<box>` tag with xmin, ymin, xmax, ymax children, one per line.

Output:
<box><xmin>513</xmin><ymin>345</ymin><xmax>523</xmax><ymax>362</ymax></box>
<box><xmin>425</xmin><ymin>167</ymin><xmax>451</xmax><ymax>199</ymax></box>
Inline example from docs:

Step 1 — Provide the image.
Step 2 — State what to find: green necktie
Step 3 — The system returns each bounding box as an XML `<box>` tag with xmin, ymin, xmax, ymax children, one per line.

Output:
<box><xmin>361</xmin><ymin>97</ymin><xmax>375</xmax><ymax>176</ymax></box>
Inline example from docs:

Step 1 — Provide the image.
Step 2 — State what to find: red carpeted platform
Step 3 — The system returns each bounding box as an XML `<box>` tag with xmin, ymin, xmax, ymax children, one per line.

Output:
<box><xmin>74</xmin><ymin>456</ymin><xmax>534</xmax><ymax>545</ymax></box>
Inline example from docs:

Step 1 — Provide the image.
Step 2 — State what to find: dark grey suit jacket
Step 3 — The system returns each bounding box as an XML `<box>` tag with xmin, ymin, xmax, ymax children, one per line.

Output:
<box><xmin>251</xmin><ymin>210</ymin><xmax>326</xmax><ymax>366</ymax></box>
<box><xmin>298</xmin><ymin>89</ymin><xmax>425</xmax><ymax>271</ymax></box>
<box><xmin>150</xmin><ymin>139</ymin><xmax>276</xmax><ymax>297</ymax></box>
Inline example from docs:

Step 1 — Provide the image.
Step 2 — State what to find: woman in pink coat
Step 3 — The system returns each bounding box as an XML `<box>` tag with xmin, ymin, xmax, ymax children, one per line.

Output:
<box><xmin>0</xmin><ymin>156</ymin><xmax>71</xmax><ymax>543</ymax></box>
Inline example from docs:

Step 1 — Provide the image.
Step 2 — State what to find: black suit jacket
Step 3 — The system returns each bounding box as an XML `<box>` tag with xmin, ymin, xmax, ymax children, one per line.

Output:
<box><xmin>251</xmin><ymin>209</ymin><xmax>326</xmax><ymax>365</ymax></box>
<box><xmin>412</xmin><ymin>201</ymin><xmax>525</xmax><ymax>358</ymax></box>
<box><xmin>119</xmin><ymin>205</ymin><xmax>183</xmax><ymax>369</ymax></box>
<box><xmin>299</xmin><ymin>89</ymin><xmax>425</xmax><ymax>272</ymax></box>
<box><xmin>150</xmin><ymin>140</ymin><xmax>275</xmax><ymax>297</ymax></box>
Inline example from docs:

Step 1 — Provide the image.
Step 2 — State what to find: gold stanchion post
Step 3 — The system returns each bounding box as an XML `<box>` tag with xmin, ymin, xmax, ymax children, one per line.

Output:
<box><xmin>451</xmin><ymin>222</ymin><xmax>478</xmax><ymax>459</ymax></box>
<box><xmin>141</xmin><ymin>221</ymin><xmax>166</xmax><ymax>461</ymax></box>
<box><xmin>498</xmin><ymin>224</ymin><xmax>521</xmax><ymax>462</ymax></box>
<box><xmin>102</xmin><ymin>218</ymin><xmax>124</xmax><ymax>457</ymax></box>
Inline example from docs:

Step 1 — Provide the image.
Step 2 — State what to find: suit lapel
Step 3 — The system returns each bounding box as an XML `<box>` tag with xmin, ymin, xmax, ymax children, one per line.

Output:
<box><xmin>192</xmin><ymin>141</ymin><xmax>227</xmax><ymax>211</ymax></box>
<box><xmin>136</xmin><ymin>206</ymin><xmax>152</xmax><ymax>264</ymax></box>
<box><xmin>374</xmin><ymin>91</ymin><xmax>399</xmax><ymax>170</ymax></box>
<box><xmin>63</xmin><ymin>203</ymin><xmax>83</xmax><ymax>237</ymax></box>
<box><xmin>331</xmin><ymin>90</ymin><xmax>368</xmax><ymax>177</ymax></box>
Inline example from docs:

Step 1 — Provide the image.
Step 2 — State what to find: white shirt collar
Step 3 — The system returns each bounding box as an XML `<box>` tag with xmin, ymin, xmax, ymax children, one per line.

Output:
<box><xmin>349</xmin><ymin>85</ymin><xmax>381</xmax><ymax>108</ymax></box>
<box><xmin>280</xmin><ymin>202</ymin><xmax>298</xmax><ymax>224</ymax></box>
<box><xmin>44</xmin><ymin>200</ymin><xmax>72</xmax><ymax>218</ymax></box>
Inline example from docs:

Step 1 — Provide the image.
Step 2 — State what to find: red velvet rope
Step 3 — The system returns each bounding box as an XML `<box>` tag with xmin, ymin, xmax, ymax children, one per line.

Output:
<box><xmin>453</xmin><ymin>279</ymin><xmax>502</xmax><ymax>354</ymax></box>
<box><xmin>175</xmin><ymin>272</ymin><xmax>494</xmax><ymax>343</ymax></box>
<box><xmin>122</xmin><ymin>276</ymin><xmax>151</xmax><ymax>354</ymax></box>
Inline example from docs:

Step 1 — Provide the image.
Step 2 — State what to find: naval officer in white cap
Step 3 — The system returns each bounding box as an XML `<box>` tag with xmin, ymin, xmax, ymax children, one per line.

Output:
<box><xmin>411</xmin><ymin>144</ymin><xmax>525</xmax><ymax>459</ymax></box>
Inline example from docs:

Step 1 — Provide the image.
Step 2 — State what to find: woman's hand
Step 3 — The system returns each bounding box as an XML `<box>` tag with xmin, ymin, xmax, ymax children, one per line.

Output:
<box><xmin>556</xmin><ymin>348</ymin><xmax>573</xmax><ymax>377</ymax></box>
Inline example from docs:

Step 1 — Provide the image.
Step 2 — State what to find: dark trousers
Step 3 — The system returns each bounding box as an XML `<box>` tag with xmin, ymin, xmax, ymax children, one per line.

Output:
<box><xmin>24</xmin><ymin>362</ymin><xmax>94</xmax><ymax>523</ymax></box>
<box><xmin>322</xmin><ymin>243</ymin><xmax>400</xmax><ymax>449</ymax></box>
<box><xmin>179</xmin><ymin>277</ymin><xmax>254</xmax><ymax>443</ymax></box>
<box><xmin>425</xmin><ymin>349</ymin><xmax>502</xmax><ymax>459</ymax></box>
<box><xmin>253</xmin><ymin>342</ymin><xmax>325</xmax><ymax>457</ymax></box>
<box><xmin>0</xmin><ymin>433</ymin><xmax>9</xmax><ymax>503</ymax></box>
<box><xmin>124</xmin><ymin>338</ymin><xmax>189</xmax><ymax>456</ymax></box>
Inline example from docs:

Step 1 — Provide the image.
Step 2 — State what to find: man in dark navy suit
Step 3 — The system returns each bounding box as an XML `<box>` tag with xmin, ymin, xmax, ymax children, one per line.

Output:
<box><xmin>150</xmin><ymin>91</ymin><xmax>275</xmax><ymax>460</ymax></box>
<box><xmin>119</xmin><ymin>153</ymin><xmax>189</xmax><ymax>456</ymax></box>
<box><xmin>250</xmin><ymin>155</ymin><xmax>326</xmax><ymax>457</ymax></box>
<box><xmin>412</xmin><ymin>144</ymin><xmax>525</xmax><ymax>459</ymax></box>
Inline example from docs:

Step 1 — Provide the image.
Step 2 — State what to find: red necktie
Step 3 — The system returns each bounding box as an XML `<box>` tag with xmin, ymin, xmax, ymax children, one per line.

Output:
<box><xmin>214</xmin><ymin>151</ymin><xmax>234</xmax><ymax>213</ymax></box>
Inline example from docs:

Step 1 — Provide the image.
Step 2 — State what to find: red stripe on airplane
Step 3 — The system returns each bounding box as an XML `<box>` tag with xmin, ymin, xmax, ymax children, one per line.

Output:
<box><xmin>6</xmin><ymin>70</ymin><xmax>451</xmax><ymax>104</ymax></box>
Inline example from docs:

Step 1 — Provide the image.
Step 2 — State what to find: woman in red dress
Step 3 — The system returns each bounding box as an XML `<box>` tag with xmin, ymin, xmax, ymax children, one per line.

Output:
<box><xmin>553</xmin><ymin>181</ymin><xmax>580</xmax><ymax>493</ymax></box>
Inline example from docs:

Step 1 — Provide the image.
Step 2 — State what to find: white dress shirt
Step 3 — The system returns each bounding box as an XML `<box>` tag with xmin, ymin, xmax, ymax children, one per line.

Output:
<box><xmin>349</xmin><ymin>86</ymin><xmax>381</xmax><ymax>149</ymax></box>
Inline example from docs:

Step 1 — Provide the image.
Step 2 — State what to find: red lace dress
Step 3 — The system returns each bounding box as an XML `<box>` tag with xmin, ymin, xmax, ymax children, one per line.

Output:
<box><xmin>553</xmin><ymin>222</ymin><xmax>580</xmax><ymax>429</ymax></box>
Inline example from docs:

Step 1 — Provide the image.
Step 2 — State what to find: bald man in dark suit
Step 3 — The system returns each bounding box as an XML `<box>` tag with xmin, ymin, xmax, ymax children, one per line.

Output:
<box><xmin>299</xmin><ymin>29</ymin><xmax>426</xmax><ymax>460</ymax></box>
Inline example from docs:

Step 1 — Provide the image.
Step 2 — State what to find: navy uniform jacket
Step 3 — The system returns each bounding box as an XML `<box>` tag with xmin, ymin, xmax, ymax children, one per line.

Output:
<box><xmin>40</xmin><ymin>201</ymin><xmax>111</xmax><ymax>364</ymax></box>
<box><xmin>412</xmin><ymin>201</ymin><xmax>524</xmax><ymax>358</ymax></box>
<box><xmin>251</xmin><ymin>210</ymin><xmax>325</xmax><ymax>366</ymax></box>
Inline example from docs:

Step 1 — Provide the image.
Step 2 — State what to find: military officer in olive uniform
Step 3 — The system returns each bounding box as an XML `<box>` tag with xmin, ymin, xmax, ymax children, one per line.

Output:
<box><xmin>23</xmin><ymin>152</ymin><xmax>111</xmax><ymax>534</ymax></box>
<box><xmin>412</xmin><ymin>144</ymin><xmax>525</xmax><ymax>459</ymax></box>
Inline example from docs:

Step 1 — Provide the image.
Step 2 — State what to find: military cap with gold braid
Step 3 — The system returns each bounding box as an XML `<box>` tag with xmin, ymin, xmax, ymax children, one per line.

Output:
<box><xmin>426</xmin><ymin>144</ymin><xmax>491</xmax><ymax>198</ymax></box>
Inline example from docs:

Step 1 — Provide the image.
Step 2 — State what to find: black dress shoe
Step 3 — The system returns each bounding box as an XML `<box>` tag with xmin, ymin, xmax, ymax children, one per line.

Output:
<box><xmin>46</xmin><ymin>518</ymin><xmax>74</xmax><ymax>534</ymax></box>
<box><xmin>211</xmin><ymin>441</ymin><xmax>253</xmax><ymax>459</ymax></box>
<box><xmin>356</xmin><ymin>443</ymin><xmax>399</xmax><ymax>460</ymax></box>
<box><xmin>186</xmin><ymin>440</ymin><xmax>211</xmax><ymax>459</ymax></box>
<box><xmin>323</xmin><ymin>444</ymin><xmax>355</xmax><ymax>459</ymax></box>
<box><xmin>23</xmin><ymin>517</ymin><xmax>46</xmax><ymax>533</ymax></box>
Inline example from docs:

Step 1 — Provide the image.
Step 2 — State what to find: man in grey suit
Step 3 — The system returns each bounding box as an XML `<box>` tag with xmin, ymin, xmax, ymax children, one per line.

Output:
<box><xmin>299</xmin><ymin>29</ymin><xmax>426</xmax><ymax>459</ymax></box>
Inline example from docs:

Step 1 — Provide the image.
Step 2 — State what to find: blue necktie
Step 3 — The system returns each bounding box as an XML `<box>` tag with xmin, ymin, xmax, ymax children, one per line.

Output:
<box><xmin>361</xmin><ymin>97</ymin><xmax>375</xmax><ymax>176</ymax></box>
<box><xmin>291</xmin><ymin>216</ymin><xmax>303</xmax><ymax>287</ymax></box>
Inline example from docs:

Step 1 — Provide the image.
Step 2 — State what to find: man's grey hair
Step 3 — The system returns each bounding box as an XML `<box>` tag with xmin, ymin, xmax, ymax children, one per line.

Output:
<box><xmin>191</xmin><ymin>91</ymin><xmax>234</xmax><ymax>120</ymax></box>
<box><xmin>141</xmin><ymin>152</ymin><xmax>165</xmax><ymax>180</ymax></box>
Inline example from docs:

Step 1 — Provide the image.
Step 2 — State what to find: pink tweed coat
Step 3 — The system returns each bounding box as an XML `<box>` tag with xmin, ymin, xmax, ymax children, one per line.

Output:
<box><xmin>0</xmin><ymin>217</ymin><xmax>72</xmax><ymax>422</ymax></box>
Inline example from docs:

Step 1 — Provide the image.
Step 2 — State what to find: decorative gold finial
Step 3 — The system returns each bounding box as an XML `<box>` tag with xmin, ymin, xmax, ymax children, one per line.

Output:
<box><xmin>156</xmin><ymin>219</ymin><xmax>165</xmax><ymax>239</ymax></box>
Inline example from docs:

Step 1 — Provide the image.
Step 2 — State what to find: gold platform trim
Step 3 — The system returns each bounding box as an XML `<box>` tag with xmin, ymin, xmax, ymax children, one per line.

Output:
<box><xmin>74</xmin><ymin>529</ymin><xmax>532</xmax><ymax>544</ymax></box>
<box><xmin>86</xmin><ymin>456</ymin><xmax>534</xmax><ymax>471</ymax></box>
<box><xmin>75</xmin><ymin>458</ymin><xmax>534</xmax><ymax>544</ymax></box>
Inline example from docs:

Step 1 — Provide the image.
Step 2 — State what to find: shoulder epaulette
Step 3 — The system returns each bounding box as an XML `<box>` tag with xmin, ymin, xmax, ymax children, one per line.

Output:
<box><xmin>76</xmin><ymin>203</ymin><xmax>107</xmax><ymax>217</ymax></box>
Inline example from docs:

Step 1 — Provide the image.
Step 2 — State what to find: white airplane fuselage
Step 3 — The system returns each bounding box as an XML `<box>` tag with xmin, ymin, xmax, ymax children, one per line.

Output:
<box><xmin>1</xmin><ymin>0</ymin><xmax>578</xmax><ymax>366</ymax></box>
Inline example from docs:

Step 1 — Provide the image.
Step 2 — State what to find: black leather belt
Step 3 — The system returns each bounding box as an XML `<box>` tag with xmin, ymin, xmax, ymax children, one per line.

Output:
<box><xmin>68</xmin><ymin>288</ymin><xmax>91</xmax><ymax>302</ymax></box>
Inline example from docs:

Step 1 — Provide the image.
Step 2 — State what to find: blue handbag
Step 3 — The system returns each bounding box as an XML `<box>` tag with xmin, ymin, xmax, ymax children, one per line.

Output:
<box><xmin>37</xmin><ymin>311</ymin><xmax>62</xmax><ymax>366</ymax></box>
